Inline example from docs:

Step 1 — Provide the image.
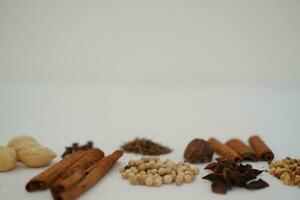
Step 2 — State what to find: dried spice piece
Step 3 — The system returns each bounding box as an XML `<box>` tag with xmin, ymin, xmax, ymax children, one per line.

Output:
<box><xmin>51</xmin><ymin>149</ymin><xmax>105</xmax><ymax>197</ymax></box>
<box><xmin>184</xmin><ymin>138</ymin><xmax>214</xmax><ymax>163</ymax></box>
<box><xmin>26</xmin><ymin>148</ymin><xmax>123</xmax><ymax>200</ymax></box>
<box><xmin>211</xmin><ymin>181</ymin><xmax>228</xmax><ymax>194</ymax></box>
<box><xmin>246</xmin><ymin>179</ymin><xmax>269</xmax><ymax>189</ymax></box>
<box><xmin>62</xmin><ymin>142</ymin><xmax>93</xmax><ymax>158</ymax></box>
<box><xmin>121</xmin><ymin>138</ymin><xmax>172</xmax><ymax>155</ymax></box>
<box><xmin>248</xmin><ymin>136</ymin><xmax>274</xmax><ymax>161</ymax></box>
<box><xmin>53</xmin><ymin>150</ymin><xmax>123</xmax><ymax>200</ymax></box>
<box><xmin>26</xmin><ymin>150</ymin><xmax>91</xmax><ymax>191</ymax></box>
<box><xmin>226</xmin><ymin>139</ymin><xmax>258</xmax><ymax>161</ymax></box>
<box><xmin>269</xmin><ymin>157</ymin><xmax>300</xmax><ymax>186</ymax></box>
<box><xmin>208</xmin><ymin>138</ymin><xmax>242</xmax><ymax>162</ymax></box>
<box><xmin>203</xmin><ymin>158</ymin><xmax>269</xmax><ymax>194</ymax></box>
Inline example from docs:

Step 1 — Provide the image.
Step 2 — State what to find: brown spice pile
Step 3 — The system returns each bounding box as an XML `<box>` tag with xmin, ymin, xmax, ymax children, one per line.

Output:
<box><xmin>61</xmin><ymin>141</ymin><xmax>93</xmax><ymax>158</ymax></box>
<box><xmin>121</xmin><ymin>138</ymin><xmax>172</xmax><ymax>155</ymax></box>
<box><xmin>269</xmin><ymin>157</ymin><xmax>300</xmax><ymax>186</ymax></box>
<box><xmin>203</xmin><ymin>158</ymin><xmax>269</xmax><ymax>194</ymax></box>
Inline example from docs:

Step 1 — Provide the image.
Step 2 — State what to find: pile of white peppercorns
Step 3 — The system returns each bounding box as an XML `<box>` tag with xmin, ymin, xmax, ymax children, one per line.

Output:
<box><xmin>119</xmin><ymin>156</ymin><xmax>199</xmax><ymax>186</ymax></box>
<box><xmin>269</xmin><ymin>157</ymin><xmax>300</xmax><ymax>186</ymax></box>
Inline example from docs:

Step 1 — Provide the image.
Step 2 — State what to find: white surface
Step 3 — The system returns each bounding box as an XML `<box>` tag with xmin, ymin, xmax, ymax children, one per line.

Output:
<box><xmin>0</xmin><ymin>83</ymin><xmax>300</xmax><ymax>199</ymax></box>
<box><xmin>1</xmin><ymin>0</ymin><xmax>300</xmax><ymax>199</ymax></box>
<box><xmin>0</xmin><ymin>0</ymin><xmax>300</xmax><ymax>86</ymax></box>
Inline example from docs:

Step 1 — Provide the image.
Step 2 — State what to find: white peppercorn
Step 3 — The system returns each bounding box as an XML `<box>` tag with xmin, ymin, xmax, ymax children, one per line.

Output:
<box><xmin>145</xmin><ymin>175</ymin><xmax>154</xmax><ymax>186</ymax></box>
<box><xmin>153</xmin><ymin>176</ymin><xmax>163</xmax><ymax>186</ymax></box>
<box><xmin>128</xmin><ymin>159</ymin><xmax>136</xmax><ymax>167</ymax></box>
<box><xmin>184</xmin><ymin>174</ymin><xmax>192</xmax><ymax>183</ymax></box>
<box><xmin>163</xmin><ymin>175</ymin><xmax>173</xmax><ymax>184</ymax></box>
<box><xmin>158</xmin><ymin>167</ymin><xmax>166</xmax><ymax>176</ymax></box>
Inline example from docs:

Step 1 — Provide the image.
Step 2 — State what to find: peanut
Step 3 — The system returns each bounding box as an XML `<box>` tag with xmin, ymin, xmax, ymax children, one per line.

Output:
<box><xmin>7</xmin><ymin>135</ymin><xmax>40</xmax><ymax>160</ymax></box>
<box><xmin>0</xmin><ymin>146</ymin><xmax>17</xmax><ymax>172</ymax></box>
<box><xmin>18</xmin><ymin>146</ymin><xmax>56</xmax><ymax>167</ymax></box>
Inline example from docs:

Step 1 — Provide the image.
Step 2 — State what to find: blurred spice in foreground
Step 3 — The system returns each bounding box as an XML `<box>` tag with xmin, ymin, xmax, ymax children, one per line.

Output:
<box><xmin>121</xmin><ymin>138</ymin><xmax>172</xmax><ymax>155</ymax></box>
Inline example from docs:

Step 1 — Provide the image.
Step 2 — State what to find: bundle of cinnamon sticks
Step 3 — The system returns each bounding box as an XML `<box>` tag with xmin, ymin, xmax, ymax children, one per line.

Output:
<box><xmin>26</xmin><ymin>148</ymin><xmax>123</xmax><ymax>200</ymax></box>
<box><xmin>208</xmin><ymin>135</ymin><xmax>274</xmax><ymax>162</ymax></box>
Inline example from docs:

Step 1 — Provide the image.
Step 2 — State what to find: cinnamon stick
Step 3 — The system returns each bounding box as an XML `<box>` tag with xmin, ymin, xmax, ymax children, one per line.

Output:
<box><xmin>51</xmin><ymin>148</ymin><xmax>104</xmax><ymax>197</ymax></box>
<box><xmin>208</xmin><ymin>138</ymin><xmax>242</xmax><ymax>162</ymax></box>
<box><xmin>248</xmin><ymin>135</ymin><xmax>274</xmax><ymax>161</ymax></box>
<box><xmin>226</xmin><ymin>139</ymin><xmax>258</xmax><ymax>161</ymax></box>
<box><xmin>54</xmin><ymin>150</ymin><xmax>123</xmax><ymax>200</ymax></box>
<box><xmin>26</xmin><ymin>150</ymin><xmax>86</xmax><ymax>192</ymax></box>
<box><xmin>58</xmin><ymin>148</ymin><xmax>104</xmax><ymax>180</ymax></box>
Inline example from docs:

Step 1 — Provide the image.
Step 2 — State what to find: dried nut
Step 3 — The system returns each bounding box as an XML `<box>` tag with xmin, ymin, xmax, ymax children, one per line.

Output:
<box><xmin>7</xmin><ymin>135</ymin><xmax>40</xmax><ymax>160</ymax></box>
<box><xmin>18</xmin><ymin>146</ymin><xmax>56</xmax><ymax>167</ymax></box>
<box><xmin>163</xmin><ymin>175</ymin><xmax>173</xmax><ymax>184</ymax></box>
<box><xmin>184</xmin><ymin>138</ymin><xmax>214</xmax><ymax>163</ymax></box>
<box><xmin>0</xmin><ymin>146</ymin><xmax>17</xmax><ymax>172</ymax></box>
<box><xmin>7</xmin><ymin>135</ymin><xmax>39</xmax><ymax>151</ymax></box>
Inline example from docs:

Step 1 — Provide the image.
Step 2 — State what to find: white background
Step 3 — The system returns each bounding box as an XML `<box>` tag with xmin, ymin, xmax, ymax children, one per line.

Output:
<box><xmin>0</xmin><ymin>0</ymin><xmax>299</xmax><ymax>199</ymax></box>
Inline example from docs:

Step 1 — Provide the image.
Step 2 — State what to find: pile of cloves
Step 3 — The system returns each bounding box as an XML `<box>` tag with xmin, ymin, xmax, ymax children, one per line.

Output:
<box><xmin>203</xmin><ymin>158</ymin><xmax>269</xmax><ymax>194</ymax></box>
<box><xmin>61</xmin><ymin>141</ymin><xmax>93</xmax><ymax>158</ymax></box>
